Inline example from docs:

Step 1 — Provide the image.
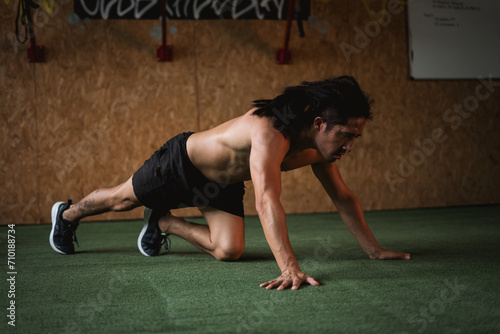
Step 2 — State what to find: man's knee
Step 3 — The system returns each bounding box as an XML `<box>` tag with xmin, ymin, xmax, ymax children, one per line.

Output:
<box><xmin>214</xmin><ymin>241</ymin><xmax>244</xmax><ymax>262</ymax></box>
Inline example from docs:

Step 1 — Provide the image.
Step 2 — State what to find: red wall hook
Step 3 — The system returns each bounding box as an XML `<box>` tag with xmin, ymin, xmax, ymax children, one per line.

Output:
<box><xmin>156</xmin><ymin>0</ymin><xmax>173</xmax><ymax>62</ymax></box>
<box><xmin>276</xmin><ymin>0</ymin><xmax>295</xmax><ymax>64</ymax></box>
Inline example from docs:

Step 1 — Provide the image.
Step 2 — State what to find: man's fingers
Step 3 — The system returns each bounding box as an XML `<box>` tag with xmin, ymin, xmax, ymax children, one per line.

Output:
<box><xmin>267</xmin><ymin>280</ymin><xmax>285</xmax><ymax>290</ymax></box>
<box><xmin>390</xmin><ymin>251</ymin><xmax>411</xmax><ymax>260</ymax></box>
<box><xmin>261</xmin><ymin>278</ymin><xmax>293</xmax><ymax>290</ymax></box>
<box><xmin>306</xmin><ymin>276</ymin><xmax>320</xmax><ymax>286</ymax></box>
<box><xmin>291</xmin><ymin>277</ymin><xmax>302</xmax><ymax>290</ymax></box>
<box><xmin>261</xmin><ymin>273</ymin><xmax>321</xmax><ymax>290</ymax></box>
<box><xmin>272</xmin><ymin>282</ymin><xmax>285</xmax><ymax>290</ymax></box>
<box><xmin>260</xmin><ymin>279</ymin><xmax>277</xmax><ymax>288</ymax></box>
<box><xmin>277</xmin><ymin>279</ymin><xmax>293</xmax><ymax>290</ymax></box>
<box><xmin>379</xmin><ymin>251</ymin><xmax>411</xmax><ymax>260</ymax></box>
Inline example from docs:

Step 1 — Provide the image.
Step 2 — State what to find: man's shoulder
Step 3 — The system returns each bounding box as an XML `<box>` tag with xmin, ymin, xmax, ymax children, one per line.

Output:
<box><xmin>245</xmin><ymin>113</ymin><xmax>287</xmax><ymax>141</ymax></box>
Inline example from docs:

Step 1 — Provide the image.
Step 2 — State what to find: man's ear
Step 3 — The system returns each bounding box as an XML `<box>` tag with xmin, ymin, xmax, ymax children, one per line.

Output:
<box><xmin>313</xmin><ymin>117</ymin><xmax>325</xmax><ymax>131</ymax></box>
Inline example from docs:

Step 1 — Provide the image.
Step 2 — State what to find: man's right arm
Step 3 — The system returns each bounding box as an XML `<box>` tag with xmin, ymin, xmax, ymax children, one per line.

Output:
<box><xmin>249</xmin><ymin>128</ymin><xmax>319</xmax><ymax>290</ymax></box>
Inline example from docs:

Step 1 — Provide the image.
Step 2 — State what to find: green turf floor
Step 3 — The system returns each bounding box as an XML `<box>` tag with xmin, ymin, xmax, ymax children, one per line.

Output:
<box><xmin>1</xmin><ymin>206</ymin><xmax>499</xmax><ymax>334</ymax></box>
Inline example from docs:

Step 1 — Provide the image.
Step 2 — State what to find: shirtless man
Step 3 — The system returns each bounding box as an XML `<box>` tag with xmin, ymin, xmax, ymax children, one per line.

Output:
<box><xmin>50</xmin><ymin>76</ymin><xmax>410</xmax><ymax>290</ymax></box>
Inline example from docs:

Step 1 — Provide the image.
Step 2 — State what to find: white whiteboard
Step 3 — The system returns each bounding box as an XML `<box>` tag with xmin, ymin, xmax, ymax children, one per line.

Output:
<box><xmin>407</xmin><ymin>0</ymin><xmax>500</xmax><ymax>79</ymax></box>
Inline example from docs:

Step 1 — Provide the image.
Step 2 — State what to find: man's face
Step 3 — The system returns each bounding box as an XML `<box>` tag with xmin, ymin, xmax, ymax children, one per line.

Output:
<box><xmin>313</xmin><ymin>117</ymin><xmax>366</xmax><ymax>162</ymax></box>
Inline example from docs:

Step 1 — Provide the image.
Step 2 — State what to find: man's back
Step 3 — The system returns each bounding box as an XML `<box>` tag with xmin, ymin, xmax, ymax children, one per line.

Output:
<box><xmin>187</xmin><ymin>109</ymin><xmax>284</xmax><ymax>183</ymax></box>
<box><xmin>187</xmin><ymin>109</ymin><xmax>326</xmax><ymax>184</ymax></box>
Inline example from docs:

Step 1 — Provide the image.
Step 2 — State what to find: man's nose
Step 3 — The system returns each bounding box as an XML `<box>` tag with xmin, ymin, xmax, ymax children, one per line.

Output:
<box><xmin>343</xmin><ymin>139</ymin><xmax>354</xmax><ymax>153</ymax></box>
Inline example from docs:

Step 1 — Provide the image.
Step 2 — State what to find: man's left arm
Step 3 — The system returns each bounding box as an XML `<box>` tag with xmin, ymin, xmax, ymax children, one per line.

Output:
<box><xmin>312</xmin><ymin>162</ymin><xmax>410</xmax><ymax>260</ymax></box>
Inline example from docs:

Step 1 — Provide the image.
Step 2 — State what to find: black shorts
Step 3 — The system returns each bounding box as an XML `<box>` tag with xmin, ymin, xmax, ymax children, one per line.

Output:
<box><xmin>132</xmin><ymin>132</ymin><xmax>245</xmax><ymax>218</ymax></box>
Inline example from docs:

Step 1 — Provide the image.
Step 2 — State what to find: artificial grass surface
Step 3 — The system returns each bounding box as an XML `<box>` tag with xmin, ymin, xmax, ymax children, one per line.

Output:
<box><xmin>1</xmin><ymin>206</ymin><xmax>499</xmax><ymax>334</ymax></box>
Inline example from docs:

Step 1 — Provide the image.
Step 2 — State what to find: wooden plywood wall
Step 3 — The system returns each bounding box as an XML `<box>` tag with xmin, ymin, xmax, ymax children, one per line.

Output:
<box><xmin>1</xmin><ymin>0</ymin><xmax>499</xmax><ymax>225</ymax></box>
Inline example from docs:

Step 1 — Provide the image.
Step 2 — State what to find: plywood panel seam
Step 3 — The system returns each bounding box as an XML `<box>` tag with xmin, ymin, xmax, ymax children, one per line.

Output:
<box><xmin>33</xmin><ymin>63</ymin><xmax>42</xmax><ymax>223</ymax></box>
<box><xmin>194</xmin><ymin>23</ymin><xmax>201</xmax><ymax>132</ymax></box>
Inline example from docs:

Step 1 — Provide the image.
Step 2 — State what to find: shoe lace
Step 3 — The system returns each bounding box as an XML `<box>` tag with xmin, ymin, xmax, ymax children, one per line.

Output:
<box><xmin>160</xmin><ymin>233</ymin><xmax>171</xmax><ymax>252</ymax></box>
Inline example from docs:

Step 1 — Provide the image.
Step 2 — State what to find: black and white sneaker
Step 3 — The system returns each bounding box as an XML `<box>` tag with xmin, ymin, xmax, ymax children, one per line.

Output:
<box><xmin>50</xmin><ymin>200</ymin><xmax>79</xmax><ymax>255</ymax></box>
<box><xmin>138</xmin><ymin>208</ymin><xmax>170</xmax><ymax>257</ymax></box>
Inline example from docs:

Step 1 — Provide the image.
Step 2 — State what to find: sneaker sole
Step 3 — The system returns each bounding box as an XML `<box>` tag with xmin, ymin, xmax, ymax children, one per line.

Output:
<box><xmin>137</xmin><ymin>208</ymin><xmax>153</xmax><ymax>257</ymax></box>
<box><xmin>50</xmin><ymin>201</ymin><xmax>67</xmax><ymax>255</ymax></box>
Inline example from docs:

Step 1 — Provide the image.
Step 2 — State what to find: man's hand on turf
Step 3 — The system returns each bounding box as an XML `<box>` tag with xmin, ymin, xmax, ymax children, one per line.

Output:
<box><xmin>260</xmin><ymin>268</ymin><xmax>320</xmax><ymax>290</ymax></box>
<box><xmin>369</xmin><ymin>248</ymin><xmax>411</xmax><ymax>260</ymax></box>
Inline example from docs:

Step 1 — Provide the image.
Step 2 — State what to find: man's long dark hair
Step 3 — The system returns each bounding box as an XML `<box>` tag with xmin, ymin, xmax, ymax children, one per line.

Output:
<box><xmin>252</xmin><ymin>76</ymin><xmax>373</xmax><ymax>136</ymax></box>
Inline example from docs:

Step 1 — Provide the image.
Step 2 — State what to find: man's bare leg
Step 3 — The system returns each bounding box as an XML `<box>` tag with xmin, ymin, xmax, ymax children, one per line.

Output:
<box><xmin>63</xmin><ymin>176</ymin><xmax>142</xmax><ymax>223</ymax></box>
<box><xmin>158</xmin><ymin>206</ymin><xmax>245</xmax><ymax>261</ymax></box>
<box><xmin>51</xmin><ymin>176</ymin><xmax>143</xmax><ymax>255</ymax></box>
